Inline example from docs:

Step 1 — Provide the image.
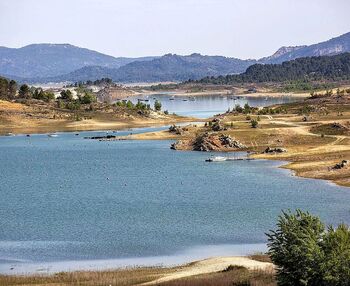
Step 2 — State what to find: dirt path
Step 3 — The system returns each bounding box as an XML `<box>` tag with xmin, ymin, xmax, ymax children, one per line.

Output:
<box><xmin>142</xmin><ymin>257</ymin><xmax>273</xmax><ymax>285</ymax></box>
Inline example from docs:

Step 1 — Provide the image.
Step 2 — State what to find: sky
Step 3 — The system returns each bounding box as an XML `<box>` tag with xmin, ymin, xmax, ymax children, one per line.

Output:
<box><xmin>1</xmin><ymin>0</ymin><xmax>350</xmax><ymax>59</ymax></box>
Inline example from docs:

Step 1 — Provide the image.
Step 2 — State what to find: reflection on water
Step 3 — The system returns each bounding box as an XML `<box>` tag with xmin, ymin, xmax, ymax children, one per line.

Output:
<box><xmin>128</xmin><ymin>93</ymin><xmax>300</xmax><ymax>118</ymax></box>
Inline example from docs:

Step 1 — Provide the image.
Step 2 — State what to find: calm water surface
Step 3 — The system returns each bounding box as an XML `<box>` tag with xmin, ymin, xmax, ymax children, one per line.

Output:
<box><xmin>129</xmin><ymin>93</ymin><xmax>299</xmax><ymax>118</ymax></box>
<box><xmin>0</xmin><ymin>128</ymin><xmax>350</xmax><ymax>274</ymax></box>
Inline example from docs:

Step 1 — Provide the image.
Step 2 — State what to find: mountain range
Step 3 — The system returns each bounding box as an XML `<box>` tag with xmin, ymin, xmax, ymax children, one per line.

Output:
<box><xmin>1</xmin><ymin>32</ymin><xmax>350</xmax><ymax>83</ymax></box>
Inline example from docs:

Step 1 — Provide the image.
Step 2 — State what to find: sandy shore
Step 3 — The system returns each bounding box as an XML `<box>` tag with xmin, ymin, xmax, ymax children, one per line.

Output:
<box><xmin>143</xmin><ymin>256</ymin><xmax>273</xmax><ymax>285</ymax></box>
<box><xmin>0</xmin><ymin>255</ymin><xmax>273</xmax><ymax>285</ymax></box>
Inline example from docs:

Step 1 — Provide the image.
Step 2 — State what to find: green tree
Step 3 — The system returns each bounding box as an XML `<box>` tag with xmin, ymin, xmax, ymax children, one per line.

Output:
<box><xmin>321</xmin><ymin>224</ymin><xmax>350</xmax><ymax>285</ymax></box>
<box><xmin>59</xmin><ymin>89</ymin><xmax>73</xmax><ymax>101</ymax></box>
<box><xmin>250</xmin><ymin>119</ymin><xmax>258</xmax><ymax>128</ymax></box>
<box><xmin>18</xmin><ymin>84</ymin><xmax>31</xmax><ymax>98</ymax></box>
<box><xmin>0</xmin><ymin>78</ymin><xmax>9</xmax><ymax>99</ymax></box>
<box><xmin>154</xmin><ymin>100</ymin><xmax>162</xmax><ymax>111</ymax></box>
<box><xmin>8</xmin><ymin>80</ymin><xmax>17</xmax><ymax>99</ymax></box>
<box><xmin>126</xmin><ymin>100</ymin><xmax>134</xmax><ymax>109</ymax></box>
<box><xmin>267</xmin><ymin>210</ymin><xmax>325</xmax><ymax>286</ymax></box>
<box><xmin>80</xmin><ymin>92</ymin><xmax>96</xmax><ymax>104</ymax></box>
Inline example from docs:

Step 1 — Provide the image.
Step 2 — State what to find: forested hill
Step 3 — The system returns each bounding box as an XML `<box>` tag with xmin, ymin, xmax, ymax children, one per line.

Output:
<box><xmin>193</xmin><ymin>53</ymin><xmax>350</xmax><ymax>84</ymax></box>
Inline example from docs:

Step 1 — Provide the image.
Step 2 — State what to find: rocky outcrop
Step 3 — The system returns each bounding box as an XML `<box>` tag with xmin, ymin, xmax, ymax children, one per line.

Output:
<box><xmin>210</xmin><ymin>118</ymin><xmax>227</xmax><ymax>132</ymax></box>
<box><xmin>263</xmin><ymin>147</ymin><xmax>287</xmax><ymax>153</ymax></box>
<box><xmin>219</xmin><ymin>134</ymin><xmax>246</xmax><ymax>149</ymax></box>
<box><xmin>171</xmin><ymin>132</ymin><xmax>246</xmax><ymax>152</ymax></box>
<box><xmin>332</xmin><ymin>160</ymin><xmax>349</xmax><ymax>170</ymax></box>
<box><xmin>169</xmin><ymin>125</ymin><xmax>188</xmax><ymax>135</ymax></box>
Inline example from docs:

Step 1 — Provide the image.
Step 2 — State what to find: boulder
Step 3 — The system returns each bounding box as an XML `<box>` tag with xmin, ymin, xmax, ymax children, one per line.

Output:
<box><xmin>263</xmin><ymin>147</ymin><xmax>287</xmax><ymax>153</ymax></box>
<box><xmin>169</xmin><ymin>124</ymin><xmax>188</xmax><ymax>135</ymax></box>
<box><xmin>332</xmin><ymin>160</ymin><xmax>349</xmax><ymax>170</ymax></box>
<box><xmin>219</xmin><ymin>134</ymin><xmax>246</xmax><ymax>149</ymax></box>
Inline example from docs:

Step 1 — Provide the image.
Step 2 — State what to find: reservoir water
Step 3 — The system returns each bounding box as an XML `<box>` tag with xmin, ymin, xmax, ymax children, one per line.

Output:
<box><xmin>129</xmin><ymin>93</ymin><xmax>299</xmax><ymax>118</ymax></box>
<box><xmin>1</xmin><ymin>129</ymin><xmax>350</xmax><ymax>274</ymax></box>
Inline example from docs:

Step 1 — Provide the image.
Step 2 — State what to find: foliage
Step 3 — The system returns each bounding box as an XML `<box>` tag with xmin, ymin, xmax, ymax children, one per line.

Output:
<box><xmin>0</xmin><ymin>77</ymin><xmax>17</xmax><ymax>99</ymax></box>
<box><xmin>154</xmin><ymin>100</ymin><xmax>162</xmax><ymax>111</ymax></box>
<box><xmin>33</xmin><ymin>88</ymin><xmax>55</xmax><ymax>102</ymax></box>
<box><xmin>59</xmin><ymin>89</ymin><xmax>73</xmax><ymax>101</ymax></box>
<box><xmin>194</xmin><ymin>53</ymin><xmax>350</xmax><ymax>84</ymax></box>
<box><xmin>79</xmin><ymin>92</ymin><xmax>97</xmax><ymax>104</ymax></box>
<box><xmin>65</xmin><ymin>100</ymin><xmax>81</xmax><ymax>110</ymax></box>
<box><xmin>267</xmin><ymin>210</ymin><xmax>350</xmax><ymax>286</ymax></box>
<box><xmin>251</xmin><ymin>119</ymin><xmax>258</xmax><ymax>128</ymax></box>
<box><xmin>18</xmin><ymin>84</ymin><xmax>31</xmax><ymax>98</ymax></box>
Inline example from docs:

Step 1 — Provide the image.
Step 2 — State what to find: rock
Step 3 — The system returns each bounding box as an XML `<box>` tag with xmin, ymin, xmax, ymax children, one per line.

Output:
<box><xmin>170</xmin><ymin>142</ymin><xmax>177</xmax><ymax>150</ymax></box>
<box><xmin>193</xmin><ymin>133</ymin><xmax>219</xmax><ymax>151</ymax></box>
<box><xmin>219</xmin><ymin>134</ymin><xmax>246</xmax><ymax>149</ymax></box>
<box><xmin>169</xmin><ymin>124</ymin><xmax>187</xmax><ymax>135</ymax></box>
<box><xmin>332</xmin><ymin>160</ymin><xmax>349</xmax><ymax>170</ymax></box>
<box><xmin>84</xmin><ymin>135</ymin><xmax>117</xmax><ymax>140</ymax></box>
<box><xmin>212</xmin><ymin>121</ymin><xmax>227</xmax><ymax>131</ymax></box>
<box><xmin>263</xmin><ymin>147</ymin><xmax>287</xmax><ymax>153</ymax></box>
<box><xmin>193</xmin><ymin>133</ymin><xmax>245</xmax><ymax>151</ymax></box>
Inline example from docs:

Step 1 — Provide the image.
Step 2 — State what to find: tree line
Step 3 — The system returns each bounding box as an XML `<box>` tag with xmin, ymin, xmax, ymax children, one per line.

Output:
<box><xmin>191</xmin><ymin>53</ymin><xmax>350</xmax><ymax>85</ymax></box>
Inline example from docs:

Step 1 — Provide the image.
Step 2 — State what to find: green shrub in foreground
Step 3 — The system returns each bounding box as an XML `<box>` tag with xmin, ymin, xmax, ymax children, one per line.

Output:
<box><xmin>267</xmin><ymin>210</ymin><xmax>350</xmax><ymax>286</ymax></box>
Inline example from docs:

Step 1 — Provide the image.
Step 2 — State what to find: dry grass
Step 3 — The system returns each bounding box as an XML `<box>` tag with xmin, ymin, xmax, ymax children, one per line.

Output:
<box><xmin>0</xmin><ymin>267</ymin><xmax>170</xmax><ymax>286</ymax></box>
<box><xmin>0</xmin><ymin>266</ymin><xmax>276</xmax><ymax>286</ymax></box>
<box><xmin>154</xmin><ymin>268</ymin><xmax>275</xmax><ymax>286</ymax></box>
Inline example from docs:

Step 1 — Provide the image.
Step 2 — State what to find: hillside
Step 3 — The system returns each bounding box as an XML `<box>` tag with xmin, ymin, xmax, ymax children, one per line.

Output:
<box><xmin>0</xmin><ymin>44</ymin><xmax>155</xmax><ymax>78</ymax></box>
<box><xmin>195</xmin><ymin>53</ymin><xmax>350</xmax><ymax>84</ymax></box>
<box><xmin>1</xmin><ymin>31</ymin><xmax>350</xmax><ymax>83</ymax></box>
<box><xmin>261</xmin><ymin>32</ymin><xmax>350</xmax><ymax>64</ymax></box>
<box><xmin>25</xmin><ymin>53</ymin><xmax>256</xmax><ymax>83</ymax></box>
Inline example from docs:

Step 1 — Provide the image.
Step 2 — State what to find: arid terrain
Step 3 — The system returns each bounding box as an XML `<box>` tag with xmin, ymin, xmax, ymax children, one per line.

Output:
<box><xmin>0</xmin><ymin>99</ymin><xmax>194</xmax><ymax>135</ymax></box>
<box><xmin>0</xmin><ymin>255</ymin><xmax>274</xmax><ymax>286</ymax></box>
<box><xmin>129</xmin><ymin>90</ymin><xmax>350</xmax><ymax>187</ymax></box>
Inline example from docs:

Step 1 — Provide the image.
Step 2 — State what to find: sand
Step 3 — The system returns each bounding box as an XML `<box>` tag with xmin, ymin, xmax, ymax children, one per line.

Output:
<box><xmin>143</xmin><ymin>256</ymin><xmax>274</xmax><ymax>285</ymax></box>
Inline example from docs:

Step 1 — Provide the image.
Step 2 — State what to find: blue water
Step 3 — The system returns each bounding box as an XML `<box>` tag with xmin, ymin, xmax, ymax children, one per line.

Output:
<box><xmin>129</xmin><ymin>94</ymin><xmax>299</xmax><ymax>118</ymax></box>
<box><xmin>0</xmin><ymin>130</ymin><xmax>350</xmax><ymax>273</ymax></box>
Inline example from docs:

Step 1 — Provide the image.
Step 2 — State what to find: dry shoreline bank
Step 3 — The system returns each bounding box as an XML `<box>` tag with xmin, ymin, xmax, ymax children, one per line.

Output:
<box><xmin>0</xmin><ymin>99</ymin><xmax>198</xmax><ymax>136</ymax></box>
<box><xmin>0</xmin><ymin>255</ymin><xmax>274</xmax><ymax>285</ymax></box>
<box><xmin>125</xmin><ymin>94</ymin><xmax>350</xmax><ymax>187</ymax></box>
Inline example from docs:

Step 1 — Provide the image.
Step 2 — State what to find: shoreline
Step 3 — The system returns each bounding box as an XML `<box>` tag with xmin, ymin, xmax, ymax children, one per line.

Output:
<box><xmin>0</xmin><ymin>255</ymin><xmax>273</xmax><ymax>285</ymax></box>
<box><xmin>135</xmin><ymin>89</ymin><xmax>310</xmax><ymax>98</ymax></box>
<box><xmin>0</xmin><ymin>243</ymin><xmax>268</xmax><ymax>276</ymax></box>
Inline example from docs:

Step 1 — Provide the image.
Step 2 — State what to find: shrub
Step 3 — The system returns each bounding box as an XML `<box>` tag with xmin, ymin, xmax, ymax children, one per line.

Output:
<box><xmin>251</xmin><ymin>119</ymin><xmax>258</xmax><ymax>128</ymax></box>
<box><xmin>154</xmin><ymin>100</ymin><xmax>162</xmax><ymax>111</ymax></box>
<box><xmin>80</xmin><ymin>93</ymin><xmax>96</xmax><ymax>104</ymax></box>
<box><xmin>267</xmin><ymin>210</ymin><xmax>350</xmax><ymax>286</ymax></box>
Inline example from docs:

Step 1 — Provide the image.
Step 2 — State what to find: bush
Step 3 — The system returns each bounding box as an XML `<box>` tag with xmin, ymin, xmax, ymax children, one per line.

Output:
<box><xmin>251</xmin><ymin>119</ymin><xmax>258</xmax><ymax>128</ymax></box>
<box><xmin>59</xmin><ymin>89</ymin><xmax>73</xmax><ymax>101</ymax></box>
<box><xmin>154</xmin><ymin>100</ymin><xmax>162</xmax><ymax>111</ymax></box>
<box><xmin>267</xmin><ymin>210</ymin><xmax>350</xmax><ymax>286</ymax></box>
<box><xmin>80</xmin><ymin>93</ymin><xmax>96</xmax><ymax>104</ymax></box>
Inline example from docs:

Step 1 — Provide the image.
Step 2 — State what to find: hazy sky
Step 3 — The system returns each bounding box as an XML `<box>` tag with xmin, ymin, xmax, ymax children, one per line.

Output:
<box><xmin>1</xmin><ymin>0</ymin><xmax>350</xmax><ymax>59</ymax></box>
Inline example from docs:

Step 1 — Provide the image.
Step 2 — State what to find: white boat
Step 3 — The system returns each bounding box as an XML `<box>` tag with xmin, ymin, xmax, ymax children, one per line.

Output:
<box><xmin>48</xmin><ymin>134</ymin><xmax>58</xmax><ymax>137</ymax></box>
<box><xmin>205</xmin><ymin>156</ymin><xmax>227</xmax><ymax>162</ymax></box>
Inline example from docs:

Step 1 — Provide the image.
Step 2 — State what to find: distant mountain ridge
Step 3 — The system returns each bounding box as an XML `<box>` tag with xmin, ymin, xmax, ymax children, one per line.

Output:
<box><xmin>41</xmin><ymin>53</ymin><xmax>256</xmax><ymax>83</ymax></box>
<box><xmin>1</xmin><ymin>31</ymin><xmax>350</xmax><ymax>83</ymax></box>
<box><xmin>261</xmin><ymin>32</ymin><xmax>350</xmax><ymax>64</ymax></box>
<box><xmin>0</xmin><ymin>43</ymin><xmax>156</xmax><ymax>78</ymax></box>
